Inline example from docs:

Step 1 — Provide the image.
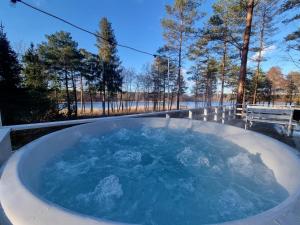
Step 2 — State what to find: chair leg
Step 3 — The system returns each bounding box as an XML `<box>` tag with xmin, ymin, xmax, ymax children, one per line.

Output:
<box><xmin>287</xmin><ymin>125</ymin><xmax>293</xmax><ymax>137</ymax></box>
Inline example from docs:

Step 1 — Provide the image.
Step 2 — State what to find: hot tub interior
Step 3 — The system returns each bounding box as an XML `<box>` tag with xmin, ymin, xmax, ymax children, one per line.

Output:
<box><xmin>34</xmin><ymin>120</ymin><xmax>288</xmax><ymax>225</ymax></box>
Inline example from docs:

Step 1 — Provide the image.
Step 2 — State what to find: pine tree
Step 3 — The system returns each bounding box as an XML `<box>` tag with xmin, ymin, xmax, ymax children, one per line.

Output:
<box><xmin>150</xmin><ymin>55</ymin><xmax>178</xmax><ymax>111</ymax></box>
<box><xmin>0</xmin><ymin>24</ymin><xmax>23</xmax><ymax>124</ymax></box>
<box><xmin>189</xmin><ymin>34</ymin><xmax>218</xmax><ymax>107</ymax></box>
<box><xmin>161</xmin><ymin>0</ymin><xmax>203</xmax><ymax>110</ymax></box>
<box><xmin>237</xmin><ymin>0</ymin><xmax>256</xmax><ymax>106</ymax></box>
<box><xmin>286</xmin><ymin>73</ymin><xmax>298</xmax><ymax>105</ymax></box>
<box><xmin>38</xmin><ymin>31</ymin><xmax>80</xmax><ymax>118</ymax></box>
<box><xmin>189</xmin><ymin>59</ymin><xmax>218</xmax><ymax>107</ymax></box>
<box><xmin>96</xmin><ymin>17</ymin><xmax>122</xmax><ymax>116</ymax></box>
<box><xmin>151</xmin><ymin>58</ymin><xmax>162</xmax><ymax>111</ymax></box>
<box><xmin>208</xmin><ymin>0</ymin><xmax>243</xmax><ymax>106</ymax></box>
<box><xmin>266</xmin><ymin>67</ymin><xmax>286</xmax><ymax>104</ymax></box>
<box><xmin>287</xmin><ymin>72</ymin><xmax>300</xmax><ymax>105</ymax></box>
<box><xmin>138</xmin><ymin>65</ymin><xmax>153</xmax><ymax>111</ymax></box>
<box><xmin>0</xmin><ymin>24</ymin><xmax>21</xmax><ymax>88</ymax></box>
<box><xmin>280</xmin><ymin>0</ymin><xmax>300</xmax><ymax>68</ymax></box>
<box><xmin>251</xmin><ymin>0</ymin><xmax>279</xmax><ymax>104</ymax></box>
<box><xmin>23</xmin><ymin>43</ymin><xmax>47</xmax><ymax>89</ymax></box>
<box><xmin>121</xmin><ymin>67</ymin><xmax>137</xmax><ymax>112</ymax></box>
<box><xmin>280</xmin><ymin>0</ymin><xmax>300</xmax><ymax>23</ymax></box>
<box><xmin>22</xmin><ymin>43</ymin><xmax>58</xmax><ymax>122</ymax></box>
<box><xmin>79</xmin><ymin>49</ymin><xmax>100</xmax><ymax>114</ymax></box>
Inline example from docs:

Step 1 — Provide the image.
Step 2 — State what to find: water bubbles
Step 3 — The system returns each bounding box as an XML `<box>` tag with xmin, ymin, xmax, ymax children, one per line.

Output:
<box><xmin>227</xmin><ymin>153</ymin><xmax>277</xmax><ymax>186</ymax></box>
<box><xmin>94</xmin><ymin>175</ymin><xmax>123</xmax><ymax>201</ymax></box>
<box><xmin>197</xmin><ymin>156</ymin><xmax>210</xmax><ymax>167</ymax></box>
<box><xmin>176</xmin><ymin>147</ymin><xmax>194</xmax><ymax>166</ymax></box>
<box><xmin>39</xmin><ymin>126</ymin><xmax>288</xmax><ymax>225</ymax></box>
<box><xmin>113</xmin><ymin>150</ymin><xmax>142</xmax><ymax>164</ymax></box>
<box><xmin>211</xmin><ymin>165</ymin><xmax>222</xmax><ymax>174</ymax></box>
<box><xmin>77</xmin><ymin>175</ymin><xmax>123</xmax><ymax>211</ymax></box>
<box><xmin>228</xmin><ymin>153</ymin><xmax>254</xmax><ymax>177</ymax></box>
<box><xmin>52</xmin><ymin>156</ymin><xmax>99</xmax><ymax>177</ymax></box>
<box><xmin>177</xmin><ymin>147</ymin><xmax>210</xmax><ymax>168</ymax></box>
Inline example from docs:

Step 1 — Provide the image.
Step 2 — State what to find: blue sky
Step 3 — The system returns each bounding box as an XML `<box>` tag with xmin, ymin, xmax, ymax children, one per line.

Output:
<box><xmin>0</xmin><ymin>0</ymin><xmax>299</xmax><ymax>76</ymax></box>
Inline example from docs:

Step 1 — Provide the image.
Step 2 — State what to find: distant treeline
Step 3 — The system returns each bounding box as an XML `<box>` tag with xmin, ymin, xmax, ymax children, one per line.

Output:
<box><xmin>0</xmin><ymin>0</ymin><xmax>299</xmax><ymax>125</ymax></box>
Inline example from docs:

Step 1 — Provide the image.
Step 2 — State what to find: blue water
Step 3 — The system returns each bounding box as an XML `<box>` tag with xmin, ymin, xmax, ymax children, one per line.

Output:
<box><xmin>38</xmin><ymin>126</ymin><xmax>288</xmax><ymax>225</ymax></box>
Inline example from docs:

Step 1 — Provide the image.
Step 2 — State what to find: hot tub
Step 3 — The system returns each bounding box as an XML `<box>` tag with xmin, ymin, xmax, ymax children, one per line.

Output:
<box><xmin>1</xmin><ymin>118</ymin><xmax>300</xmax><ymax>225</ymax></box>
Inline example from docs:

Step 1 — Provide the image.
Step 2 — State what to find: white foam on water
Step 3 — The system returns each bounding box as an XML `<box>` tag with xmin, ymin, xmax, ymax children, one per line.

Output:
<box><xmin>197</xmin><ymin>156</ymin><xmax>210</xmax><ymax>167</ymax></box>
<box><xmin>113</xmin><ymin>150</ymin><xmax>142</xmax><ymax>164</ymax></box>
<box><xmin>77</xmin><ymin>175</ymin><xmax>123</xmax><ymax>210</ymax></box>
<box><xmin>177</xmin><ymin>148</ymin><xmax>210</xmax><ymax>168</ymax></box>
<box><xmin>211</xmin><ymin>165</ymin><xmax>222</xmax><ymax>174</ymax></box>
<box><xmin>94</xmin><ymin>175</ymin><xmax>123</xmax><ymax>200</ymax></box>
<box><xmin>228</xmin><ymin>153</ymin><xmax>254</xmax><ymax>177</ymax></box>
<box><xmin>53</xmin><ymin>156</ymin><xmax>99</xmax><ymax>177</ymax></box>
<box><xmin>176</xmin><ymin>147</ymin><xmax>194</xmax><ymax>166</ymax></box>
<box><xmin>228</xmin><ymin>153</ymin><xmax>276</xmax><ymax>185</ymax></box>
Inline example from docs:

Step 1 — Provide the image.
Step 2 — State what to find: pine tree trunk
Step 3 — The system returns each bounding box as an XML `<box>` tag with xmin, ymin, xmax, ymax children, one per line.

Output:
<box><xmin>135</xmin><ymin>91</ymin><xmax>139</xmax><ymax>112</ymax></box>
<box><xmin>107</xmin><ymin>92</ymin><xmax>110</xmax><ymax>116</ymax></box>
<box><xmin>252</xmin><ymin>65</ymin><xmax>261</xmax><ymax>105</ymax></box>
<box><xmin>102</xmin><ymin>63</ymin><xmax>106</xmax><ymax>116</ymax></box>
<box><xmin>80</xmin><ymin>74</ymin><xmax>85</xmax><ymax>113</ymax></box>
<box><xmin>163</xmin><ymin>70</ymin><xmax>166</xmax><ymax>111</ymax></box>
<box><xmin>64</xmin><ymin>71</ymin><xmax>71</xmax><ymax>118</ymax></box>
<box><xmin>177</xmin><ymin>32</ymin><xmax>183</xmax><ymax>110</ymax></box>
<box><xmin>158</xmin><ymin>90</ymin><xmax>161</xmax><ymax>111</ymax></box>
<box><xmin>88</xmin><ymin>87</ymin><xmax>93</xmax><ymax>113</ymax></box>
<box><xmin>170</xmin><ymin>92</ymin><xmax>174</xmax><ymax>110</ymax></box>
<box><xmin>252</xmin><ymin>11</ymin><xmax>266</xmax><ymax>105</ymax></box>
<box><xmin>102</xmin><ymin>91</ymin><xmax>106</xmax><ymax>116</ymax></box>
<box><xmin>220</xmin><ymin>41</ymin><xmax>227</xmax><ymax>106</ymax></box>
<box><xmin>55</xmin><ymin>89</ymin><xmax>59</xmax><ymax>110</ymax></box>
<box><xmin>205</xmin><ymin>57</ymin><xmax>210</xmax><ymax>107</ymax></box>
<box><xmin>71</xmin><ymin>72</ymin><xmax>78</xmax><ymax>118</ymax></box>
<box><xmin>237</xmin><ymin>0</ymin><xmax>255</xmax><ymax>106</ymax></box>
<box><xmin>120</xmin><ymin>92</ymin><xmax>124</xmax><ymax>112</ymax></box>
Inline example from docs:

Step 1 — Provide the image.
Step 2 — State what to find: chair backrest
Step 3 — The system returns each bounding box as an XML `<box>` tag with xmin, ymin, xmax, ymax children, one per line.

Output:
<box><xmin>246</xmin><ymin>105</ymin><xmax>294</xmax><ymax>122</ymax></box>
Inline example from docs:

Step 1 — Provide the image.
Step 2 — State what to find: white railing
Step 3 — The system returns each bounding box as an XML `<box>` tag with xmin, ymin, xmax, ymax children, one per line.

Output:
<box><xmin>164</xmin><ymin>106</ymin><xmax>236</xmax><ymax>123</ymax></box>
<box><xmin>0</xmin><ymin>109</ymin><xmax>188</xmax><ymax>131</ymax></box>
<box><xmin>0</xmin><ymin>106</ymin><xmax>236</xmax><ymax>131</ymax></box>
<box><xmin>0</xmin><ymin>106</ymin><xmax>236</xmax><ymax>165</ymax></box>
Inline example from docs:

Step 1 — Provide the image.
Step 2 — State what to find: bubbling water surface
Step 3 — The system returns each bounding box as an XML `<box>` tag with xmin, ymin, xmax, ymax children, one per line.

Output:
<box><xmin>38</xmin><ymin>126</ymin><xmax>288</xmax><ymax>225</ymax></box>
